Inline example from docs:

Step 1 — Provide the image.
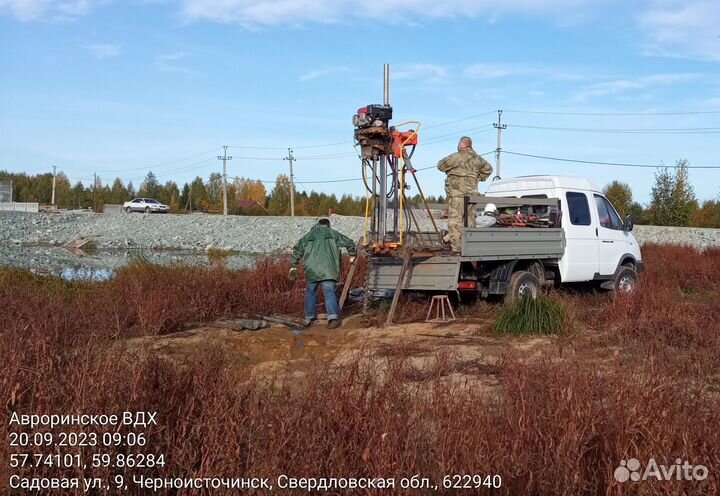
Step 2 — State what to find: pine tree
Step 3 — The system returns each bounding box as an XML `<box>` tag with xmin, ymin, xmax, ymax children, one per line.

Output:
<box><xmin>139</xmin><ymin>171</ymin><xmax>159</xmax><ymax>198</ymax></box>
<box><xmin>649</xmin><ymin>159</ymin><xmax>698</xmax><ymax>226</ymax></box>
<box><xmin>110</xmin><ymin>178</ymin><xmax>128</xmax><ymax>204</ymax></box>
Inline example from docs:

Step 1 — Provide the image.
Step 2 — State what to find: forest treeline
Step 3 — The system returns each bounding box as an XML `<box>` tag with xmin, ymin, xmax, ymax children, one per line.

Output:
<box><xmin>2</xmin><ymin>159</ymin><xmax>719</xmax><ymax>227</ymax></box>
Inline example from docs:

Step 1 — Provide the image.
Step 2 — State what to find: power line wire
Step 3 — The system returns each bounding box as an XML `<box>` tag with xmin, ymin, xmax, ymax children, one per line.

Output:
<box><xmin>295</xmin><ymin>153</ymin><xmax>358</xmax><ymax>160</ymax></box>
<box><xmin>88</xmin><ymin>149</ymin><xmax>497</xmax><ymax>186</ymax></box>
<box><xmin>507</xmin><ymin>124</ymin><xmax>720</xmax><ymax>134</ymax></box>
<box><xmin>229</xmin><ymin>113</ymin><xmax>499</xmax><ymax>153</ymax></box>
<box><xmin>103</xmin><ymin>147</ymin><xmax>222</xmax><ymax>173</ymax></box>
<box><xmin>423</xmin><ymin>127</ymin><xmax>496</xmax><ymax>145</ymax></box>
<box><xmin>55</xmin><ymin>147</ymin><xmax>223</xmax><ymax>175</ymax></box>
<box><xmin>228</xmin><ymin>145</ymin><xmax>287</xmax><ymax>150</ymax></box>
<box><xmin>293</xmin><ymin>141</ymin><xmax>353</xmax><ymax>150</ymax></box>
<box><xmin>121</xmin><ymin>158</ymin><xmax>218</xmax><ymax>182</ymax></box>
<box><xmin>226</xmin><ymin>156</ymin><xmax>283</xmax><ymax>161</ymax></box>
<box><xmin>505</xmin><ymin>109</ymin><xmax>720</xmax><ymax>116</ymax></box>
<box><xmin>503</xmin><ymin>151</ymin><xmax>720</xmax><ymax>169</ymax></box>
<box><xmin>422</xmin><ymin>110</ymin><xmax>497</xmax><ymax>130</ymax></box>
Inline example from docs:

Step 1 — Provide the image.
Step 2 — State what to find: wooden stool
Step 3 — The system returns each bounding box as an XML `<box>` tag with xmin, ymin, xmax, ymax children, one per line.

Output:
<box><xmin>426</xmin><ymin>295</ymin><xmax>455</xmax><ymax>323</ymax></box>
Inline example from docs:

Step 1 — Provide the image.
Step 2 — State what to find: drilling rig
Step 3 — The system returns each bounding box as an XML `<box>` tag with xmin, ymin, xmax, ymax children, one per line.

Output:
<box><xmin>352</xmin><ymin>65</ymin><xmax>445</xmax><ymax>322</ymax></box>
<box><xmin>352</xmin><ymin>65</ymin><xmax>443</xmax><ymax>253</ymax></box>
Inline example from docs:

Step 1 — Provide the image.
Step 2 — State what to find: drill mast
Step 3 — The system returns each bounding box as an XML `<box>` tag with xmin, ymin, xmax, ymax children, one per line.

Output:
<box><xmin>353</xmin><ymin>64</ymin><xmax>437</xmax><ymax>253</ymax></box>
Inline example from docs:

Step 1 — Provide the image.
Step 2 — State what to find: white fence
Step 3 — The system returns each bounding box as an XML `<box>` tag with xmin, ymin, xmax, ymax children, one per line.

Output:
<box><xmin>0</xmin><ymin>202</ymin><xmax>39</xmax><ymax>213</ymax></box>
<box><xmin>102</xmin><ymin>204</ymin><xmax>123</xmax><ymax>214</ymax></box>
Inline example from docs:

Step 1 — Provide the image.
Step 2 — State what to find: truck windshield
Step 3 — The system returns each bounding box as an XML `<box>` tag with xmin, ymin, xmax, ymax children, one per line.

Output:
<box><xmin>594</xmin><ymin>195</ymin><xmax>623</xmax><ymax>230</ymax></box>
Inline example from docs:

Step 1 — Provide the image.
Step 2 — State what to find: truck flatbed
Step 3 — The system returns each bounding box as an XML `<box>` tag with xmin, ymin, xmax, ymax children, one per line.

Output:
<box><xmin>366</xmin><ymin>227</ymin><xmax>565</xmax><ymax>292</ymax></box>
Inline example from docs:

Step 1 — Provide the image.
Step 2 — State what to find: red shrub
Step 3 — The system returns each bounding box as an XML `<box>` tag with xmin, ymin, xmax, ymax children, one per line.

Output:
<box><xmin>2</xmin><ymin>244</ymin><xmax>719</xmax><ymax>495</ymax></box>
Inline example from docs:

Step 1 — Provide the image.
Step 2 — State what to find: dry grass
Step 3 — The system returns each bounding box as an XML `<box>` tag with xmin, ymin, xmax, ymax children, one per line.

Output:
<box><xmin>2</xmin><ymin>244</ymin><xmax>719</xmax><ymax>495</ymax></box>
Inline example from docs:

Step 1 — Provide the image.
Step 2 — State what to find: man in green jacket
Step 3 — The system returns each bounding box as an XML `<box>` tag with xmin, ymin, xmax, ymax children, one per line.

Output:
<box><xmin>289</xmin><ymin>218</ymin><xmax>356</xmax><ymax>329</ymax></box>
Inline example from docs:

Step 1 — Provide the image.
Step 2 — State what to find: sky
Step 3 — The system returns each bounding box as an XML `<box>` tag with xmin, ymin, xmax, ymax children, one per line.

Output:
<box><xmin>1</xmin><ymin>0</ymin><xmax>719</xmax><ymax>203</ymax></box>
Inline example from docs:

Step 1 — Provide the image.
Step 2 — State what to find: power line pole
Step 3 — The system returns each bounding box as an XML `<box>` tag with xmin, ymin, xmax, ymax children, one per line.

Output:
<box><xmin>51</xmin><ymin>165</ymin><xmax>56</xmax><ymax>205</ymax></box>
<box><xmin>284</xmin><ymin>148</ymin><xmax>296</xmax><ymax>217</ymax></box>
<box><xmin>493</xmin><ymin>110</ymin><xmax>507</xmax><ymax>180</ymax></box>
<box><xmin>217</xmin><ymin>145</ymin><xmax>232</xmax><ymax>216</ymax></box>
<box><xmin>185</xmin><ymin>186</ymin><xmax>192</xmax><ymax>214</ymax></box>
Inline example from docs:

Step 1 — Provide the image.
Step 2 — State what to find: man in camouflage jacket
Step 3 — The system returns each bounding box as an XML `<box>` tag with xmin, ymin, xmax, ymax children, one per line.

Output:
<box><xmin>437</xmin><ymin>136</ymin><xmax>493</xmax><ymax>252</ymax></box>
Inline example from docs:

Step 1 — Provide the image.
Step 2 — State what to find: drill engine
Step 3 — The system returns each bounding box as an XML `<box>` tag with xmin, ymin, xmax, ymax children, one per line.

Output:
<box><xmin>353</xmin><ymin>104</ymin><xmax>393</xmax><ymax>159</ymax></box>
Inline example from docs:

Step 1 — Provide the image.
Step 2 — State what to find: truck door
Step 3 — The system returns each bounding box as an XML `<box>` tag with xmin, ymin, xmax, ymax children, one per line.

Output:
<box><xmin>561</xmin><ymin>191</ymin><xmax>599</xmax><ymax>282</ymax></box>
<box><xmin>594</xmin><ymin>194</ymin><xmax>630</xmax><ymax>276</ymax></box>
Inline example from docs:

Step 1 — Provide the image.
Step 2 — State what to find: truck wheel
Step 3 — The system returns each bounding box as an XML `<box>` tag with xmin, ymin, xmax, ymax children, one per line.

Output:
<box><xmin>506</xmin><ymin>271</ymin><xmax>539</xmax><ymax>302</ymax></box>
<box><xmin>614</xmin><ymin>267</ymin><xmax>638</xmax><ymax>294</ymax></box>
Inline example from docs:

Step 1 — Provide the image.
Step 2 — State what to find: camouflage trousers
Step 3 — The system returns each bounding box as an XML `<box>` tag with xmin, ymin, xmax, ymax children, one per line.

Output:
<box><xmin>447</xmin><ymin>195</ymin><xmax>476</xmax><ymax>252</ymax></box>
<box><xmin>445</xmin><ymin>175</ymin><xmax>479</xmax><ymax>252</ymax></box>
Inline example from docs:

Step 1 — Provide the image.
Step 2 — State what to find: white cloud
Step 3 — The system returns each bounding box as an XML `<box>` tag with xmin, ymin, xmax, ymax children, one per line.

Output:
<box><xmin>704</xmin><ymin>97</ymin><xmax>720</xmax><ymax>108</ymax></box>
<box><xmin>638</xmin><ymin>0</ymin><xmax>720</xmax><ymax>60</ymax></box>
<box><xmin>155</xmin><ymin>51</ymin><xmax>197</xmax><ymax>74</ymax></box>
<box><xmin>0</xmin><ymin>0</ymin><xmax>97</xmax><ymax>20</ymax></box>
<box><xmin>464</xmin><ymin>64</ymin><xmax>514</xmax><ymax>79</ymax></box>
<box><xmin>178</xmin><ymin>0</ymin><xmax>610</xmax><ymax>26</ymax></box>
<box><xmin>464</xmin><ymin>63</ymin><xmax>594</xmax><ymax>82</ymax></box>
<box><xmin>86</xmin><ymin>43</ymin><xmax>121</xmax><ymax>59</ymax></box>
<box><xmin>570</xmin><ymin>73</ymin><xmax>700</xmax><ymax>102</ymax></box>
<box><xmin>393</xmin><ymin>63</ymin><xmax>448</xmax><ymax>82</ymax></box>
<box><xmin>299</xmin><ymin>66</ymin><xmax>351</xmax><ymax>82</ymax></box>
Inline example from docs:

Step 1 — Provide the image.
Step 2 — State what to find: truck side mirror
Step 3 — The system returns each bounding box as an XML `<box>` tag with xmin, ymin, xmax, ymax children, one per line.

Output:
<box><xmin>624</xmin><ymin>214</ymin><xmax>634</xmax><ymax>232</ymax></box>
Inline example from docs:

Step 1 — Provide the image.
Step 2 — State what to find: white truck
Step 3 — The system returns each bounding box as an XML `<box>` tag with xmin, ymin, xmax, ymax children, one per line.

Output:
<box><xmin>366</xmin><ymin>175</ymin><xmax>644</xmax><ymax>301</ymax></box>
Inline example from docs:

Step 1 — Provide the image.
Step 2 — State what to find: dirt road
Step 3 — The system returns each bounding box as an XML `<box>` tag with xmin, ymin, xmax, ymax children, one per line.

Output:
<box><xmin>125</xmin><ymin>315</ymin><xmax>618</xmax><ymax>393</ymax></box>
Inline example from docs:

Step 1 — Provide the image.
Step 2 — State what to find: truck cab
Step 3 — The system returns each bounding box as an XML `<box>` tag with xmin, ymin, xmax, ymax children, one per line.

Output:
<box><xmin>485</xmin><ymin>175</ymin><xmax>644</xmax><ymax>286</ymax></box>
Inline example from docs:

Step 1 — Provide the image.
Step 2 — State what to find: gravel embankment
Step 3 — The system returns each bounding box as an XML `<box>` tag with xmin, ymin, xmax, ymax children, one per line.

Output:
<box><xmin>1</xmin><ymin>211</ymin><xmax>719</xmax><ymax>253</ymax></box>
<box><xmin>0</xmin><ymin>212</ymin><xmax>444</xmax><ymax>252</ymax></box>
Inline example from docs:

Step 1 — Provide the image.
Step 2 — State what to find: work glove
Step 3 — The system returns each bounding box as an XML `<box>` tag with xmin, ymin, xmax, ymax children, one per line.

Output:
<box><xmin>288</xmin><ymin>268</ymin><xmax>297</xmax><ymax>281</ymax></box>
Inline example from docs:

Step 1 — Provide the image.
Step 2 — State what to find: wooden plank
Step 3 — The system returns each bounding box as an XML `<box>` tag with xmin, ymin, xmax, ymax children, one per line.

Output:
<box><xmin>339</xmin><ymin>242</ymin><xmax>362</xmax><ymax>311</ymax></box>
<box><xmin>63</xmin><ymin>237</ymin><xmax>92</xmax><ymax>250</ymax></box>
<box><xmin>386</xmin><ymin>247</ymin><xmax>412</xmax><ymax>326</ymax></box>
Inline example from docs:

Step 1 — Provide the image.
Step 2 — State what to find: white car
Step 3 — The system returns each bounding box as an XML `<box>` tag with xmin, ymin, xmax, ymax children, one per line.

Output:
<box><xmin>122</xmin><ymin>198</ymin><xmax>170</xmax><ymax>214</ymax></box>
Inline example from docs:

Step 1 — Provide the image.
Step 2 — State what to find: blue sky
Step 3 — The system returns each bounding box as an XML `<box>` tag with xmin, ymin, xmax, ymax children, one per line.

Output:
<box><xmin>1</xmin><ymin>0</ymin><xmax>719</xmax><ymax>202</ymax></box>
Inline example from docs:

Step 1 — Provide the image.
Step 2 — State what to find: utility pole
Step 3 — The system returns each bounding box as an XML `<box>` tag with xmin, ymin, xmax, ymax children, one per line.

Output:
<box><xmin>93</xmin><ymin>173</ymin><xmax>97</xmax><ymax>212</ymax></box>
<box><xmin>185</xmin><ymin>186</ymin><xmax>192</xmax><ymax>214</ymax></box>
<box><xmin>284</xmin><ymin>148</ymin><xmax>296</xmax><ymax>217</ymax></box>
<box><xmin>217</xmin><ymin>145</ymin><xmax>232</xmax><ymax>216</ymax></box>
<box><xmin>493</xmin><ymin>110</ymin><xmax>507</xmax><ymax>181</ymax></box>
<box><xmin>51</xmin><ymin>165</ymin><xmax>56</xmax><ymax>205</ymax></box>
